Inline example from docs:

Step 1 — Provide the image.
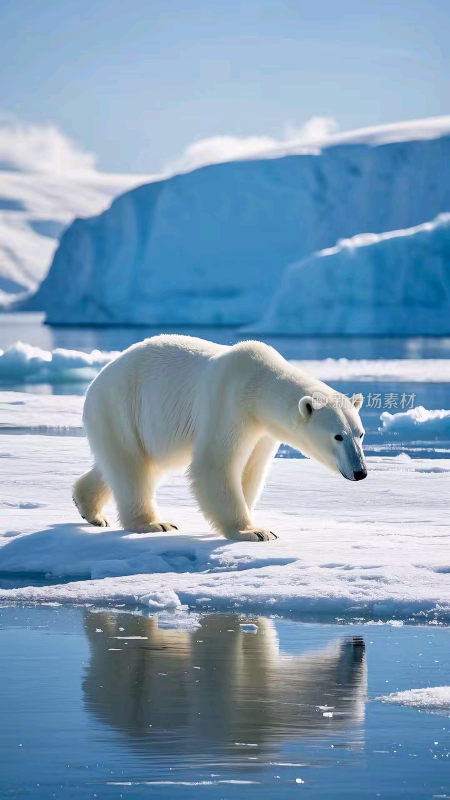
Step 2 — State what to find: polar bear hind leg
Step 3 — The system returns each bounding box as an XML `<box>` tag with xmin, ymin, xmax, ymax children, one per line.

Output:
<box><xmin>79</xmin><ymin>412</ymin><xmax>178</xmax><ymax>533</ymax></box>
<box><xmin>72</xmin><ymin>466</ymin><xmax>112</xmax><ymax>527</ymax></box>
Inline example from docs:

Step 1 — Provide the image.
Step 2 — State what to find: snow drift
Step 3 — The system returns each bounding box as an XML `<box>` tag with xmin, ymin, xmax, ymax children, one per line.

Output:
<box><xmin>253</xmin><ymin>213</ymin><xmax>450</xmax><ymax>336</ymax></box>
<box><xmin>27</xmin><ymin>118</ymin><xmax>450</xmax><ymax>327</ymax></box>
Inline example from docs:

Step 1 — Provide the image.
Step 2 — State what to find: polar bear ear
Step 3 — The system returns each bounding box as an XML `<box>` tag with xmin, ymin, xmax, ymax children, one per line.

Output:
<box><xmin>298</xmin><ymin>395</ymin><xmax>314</xmax><ymax>420</ymax></box>
<box><xmin>351</xmin><ymin>393</ymin><xmax>364</xmax><ymax>411</ymax></box>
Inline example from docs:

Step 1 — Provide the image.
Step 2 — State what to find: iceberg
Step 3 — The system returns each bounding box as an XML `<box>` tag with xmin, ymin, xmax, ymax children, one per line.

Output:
<box><xmin>252</xmin><ymin>214</ymin><xmax>450</xmax><ymax>335</ymax></box>
<box><xmin>27</xmin><ymin>118</ymin><xmax>450</xmax><ymax>327</ymax></box>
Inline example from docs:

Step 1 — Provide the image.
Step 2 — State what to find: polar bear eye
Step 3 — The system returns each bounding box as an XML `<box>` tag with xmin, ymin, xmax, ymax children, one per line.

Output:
<box><xmin>334</xmin><ymin>434</ymin><xmax>343</xmax><ymax>441</ymax></box>
<box><xmin>360</xmin><ymin>432</ymin><xmax>364</xmax><ymax>439</ymax></box>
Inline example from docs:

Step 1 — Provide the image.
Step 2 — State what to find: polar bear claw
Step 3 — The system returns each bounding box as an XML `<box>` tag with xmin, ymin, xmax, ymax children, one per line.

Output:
<box><xmin>128</xmin><ymin>522</ymin><xmax>178</xmax><ymax>534</ymax></box>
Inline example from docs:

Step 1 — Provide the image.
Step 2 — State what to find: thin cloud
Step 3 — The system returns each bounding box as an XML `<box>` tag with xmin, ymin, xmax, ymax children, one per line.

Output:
<box><xmin>0</xmin><ymin>115</ymin><xmax>96</xmax><ymax>175</ymax></box>
<box><xmin>164</xmin><ymin>117</ymin><xmax>339</xmax><ymax>174</ymax></box>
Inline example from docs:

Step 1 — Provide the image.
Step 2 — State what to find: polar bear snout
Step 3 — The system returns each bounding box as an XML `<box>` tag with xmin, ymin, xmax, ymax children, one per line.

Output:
<box><xmin>353</xmin><ymin>468</ymin><xmax>367</xmax><ymax>481</ymax></box>
<box><xmin>335</xmin><ymin>439</ymin><xmax>367</xmax><ymax>481</ymax></box>
<box><xmin>339</xmin><ymin>454</ymin><xmax>367</xmax><ymax>481</ymax></box>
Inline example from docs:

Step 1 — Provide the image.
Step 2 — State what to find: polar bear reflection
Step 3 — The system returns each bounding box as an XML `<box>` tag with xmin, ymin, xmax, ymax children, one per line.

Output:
<box><xmin>83</xmin><ymin>613</ymin><xmax>366</xmax><ymax>756</ymax></box>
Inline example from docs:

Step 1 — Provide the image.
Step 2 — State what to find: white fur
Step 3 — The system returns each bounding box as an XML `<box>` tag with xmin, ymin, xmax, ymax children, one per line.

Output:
<box><xmin>73</xmin><ymin>335</ymin><xmax>366</xmax><ymax>540</ymax></box>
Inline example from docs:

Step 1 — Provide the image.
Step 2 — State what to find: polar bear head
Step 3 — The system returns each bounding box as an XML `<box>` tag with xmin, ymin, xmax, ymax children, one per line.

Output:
<box><xmin>297</xmin><ymin>391</ymin><xmax>367</xmax><ymax>481</ymax></box>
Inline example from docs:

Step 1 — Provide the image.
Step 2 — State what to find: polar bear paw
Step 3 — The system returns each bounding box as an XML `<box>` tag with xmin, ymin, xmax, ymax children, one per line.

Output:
<box><xmin>73</xmin><ymin>497</ymin><xmax>109</xmax><ymax>527</ymax></box>
<box><xmin>88</xmin><ymin>514</ymin><xmax>110</xmax><ymax>528</ymax></box>
<box><xmin>127</xmin><ymin>522</ymin><xmax>179</xmax><ymax>534</ymax></box>
<box><xmin>235</xmin><ymin>528</ymin><xmax>278</xmax><ymax>542</ymax></box>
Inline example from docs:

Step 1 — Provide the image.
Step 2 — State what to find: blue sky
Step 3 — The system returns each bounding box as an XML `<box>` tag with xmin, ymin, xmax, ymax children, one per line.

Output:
<box><xmin>0</xmin><ymin>0</ymin><xmax>448</xmax><ymax>173</ymax></box>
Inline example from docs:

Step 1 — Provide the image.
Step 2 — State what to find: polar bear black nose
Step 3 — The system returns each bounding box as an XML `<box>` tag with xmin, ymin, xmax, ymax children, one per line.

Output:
<box><xmin>353</xmin><ymin>469</ymin><xmax>367</xmax><ymax>481</ymax></box>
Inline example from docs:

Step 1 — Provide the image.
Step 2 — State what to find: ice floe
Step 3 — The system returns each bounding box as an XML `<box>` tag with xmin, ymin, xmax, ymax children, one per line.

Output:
<box><xmin>378</xmin><ymin>686</ymin><xmax>450</xmax><ymax>712</ymax></box>
<box><xmin>381</xmin><ymin>406</ymin><xmax>450</xmax><ymax>440</ymax></box>
<box><xmin>0</xmin><ymin>342</ymin><xmax>118</xmax><ymax>385</ymax></box>
<box><xmin>1</xmin><ymin>430</ymin><xmax>450</xmax><ymax>622</ymax></box>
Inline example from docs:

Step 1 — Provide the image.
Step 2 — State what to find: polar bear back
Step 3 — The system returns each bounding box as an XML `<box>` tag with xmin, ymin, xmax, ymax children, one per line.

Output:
<box><xmin>83</xmin><ymin>334</ymin><xmax>229</xmax><ymax>467</ymax></box>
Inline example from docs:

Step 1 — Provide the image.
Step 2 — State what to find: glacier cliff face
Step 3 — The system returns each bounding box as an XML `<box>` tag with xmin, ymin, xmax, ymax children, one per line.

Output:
<box><xmin>251</xmin><ymin>215</ymin><xmax>450</xmax><ymax>336</ymax></box>
<box><xmin>29</xmin><ymin>125</ymin><xmax>450</xmax><ymax>326</ymax></box>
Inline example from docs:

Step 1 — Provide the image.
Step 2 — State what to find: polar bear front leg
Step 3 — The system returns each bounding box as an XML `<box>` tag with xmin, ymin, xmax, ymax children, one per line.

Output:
<box><xmin>242</xmin><ymin>435</ymin><xmax>279</xmax><ymax>511</ymax></box>
<box><xmin>190</xmin><ymin>448</ymin><xmax>277</xmax><ymax>542</ymax></box>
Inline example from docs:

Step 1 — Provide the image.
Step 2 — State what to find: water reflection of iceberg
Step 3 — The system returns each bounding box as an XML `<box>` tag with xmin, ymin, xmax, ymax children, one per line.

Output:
<box><xmin>83</xmin><ymin>613</ymin><xmax>366</xmax><ymax>759</ymax></box>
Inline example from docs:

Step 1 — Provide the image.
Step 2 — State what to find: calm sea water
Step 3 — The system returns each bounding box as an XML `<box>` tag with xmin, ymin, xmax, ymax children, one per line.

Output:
<box><xmin>3</xmin><ymin>312</ymin><xmax>450</xmax><ymax>360</ymax></box>
<box><xmin>0</xmin><ymin>606</ymin><xmax>449</xmax><ymax>799</ymax></box>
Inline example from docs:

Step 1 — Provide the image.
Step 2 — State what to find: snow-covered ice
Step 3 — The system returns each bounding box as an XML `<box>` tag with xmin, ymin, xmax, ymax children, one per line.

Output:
<box><xmin>1</xmin><ymin>413</ymin><xmax>450</xmax><ymax>621</ymax></box>
<box><xmin>381</xmin><ymin>406</ymin><xmax>450</xmax><ymax>441</ymax></box>
<box><xmin>254</xmin><ymin>214</ymin><xmax>450</xmax><ymax>336</ymax></box>
<box><xmin>378</xmin><ymin>687</ymin><xmax>450</xmax><ymax>712</ymax></box>
<box><xmin>0</xmin><ymin>391</ymin><xmax>83</xmax><ymax>432</ymax></box>
<box><xmin>28</xmin><ymin>117</ymin><xmax>450</xmax><ymax>326</ymax></box>
<box><xmin>2</xmin><ymin>342</ymin><xmax>450</xmax><ymax>386</ymax></box>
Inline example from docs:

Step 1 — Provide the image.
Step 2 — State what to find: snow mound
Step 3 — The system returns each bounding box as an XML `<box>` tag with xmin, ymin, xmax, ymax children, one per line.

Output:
<box><xmin>381</xmin><ymin>406</ymin><xmax>450</xmax><ymax>440</ymax></box>
<box><xmin>378</xmin><ymin>687</ymin><xmax>450</xmax><ymax>712</ymax></box>
<box><xmin>253</xmin><ymin>214</ymin><xmax>450</xmax><ymax>335</ymax></box>
<box><xmin>27</xmin><ymin>118</ymin><xmax>450</xmax><ymax>326</ymax></box>
<box><xmin>0</xmin><ymin>342</ymin><xmax>118</xmax><ymax>385</ymax></box>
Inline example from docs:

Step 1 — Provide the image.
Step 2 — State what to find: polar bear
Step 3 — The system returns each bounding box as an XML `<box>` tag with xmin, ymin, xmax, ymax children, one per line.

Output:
<box><xmin>73</xmin><ymin>335</ymin><xmax>366</xmax><ymax>541</ymax></box>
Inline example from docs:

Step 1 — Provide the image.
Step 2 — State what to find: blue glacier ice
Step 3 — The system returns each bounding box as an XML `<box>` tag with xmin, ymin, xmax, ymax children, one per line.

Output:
<box><xmin>250</xmin><ymin>214</ymin><xmax>450</xmax><ymax>336</ymax></box>
<box><xmin>26</xmin><ymin>119</ymin><xmax>450</xmax><ymax>328</ymax></box>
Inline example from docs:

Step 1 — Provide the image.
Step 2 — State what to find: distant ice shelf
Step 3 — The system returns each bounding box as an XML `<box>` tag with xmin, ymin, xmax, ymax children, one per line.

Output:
<box><xmin>25</xmin><ymin>117</ymin><xmax>450</xmax><ymax>328</ymax></box>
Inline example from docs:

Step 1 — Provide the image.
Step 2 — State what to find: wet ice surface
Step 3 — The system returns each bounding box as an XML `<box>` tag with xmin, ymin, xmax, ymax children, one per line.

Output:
<box><xmin>0</xmin><ymin>606</ymin><xmax>449</xmax><ymax>799</ymax></box>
